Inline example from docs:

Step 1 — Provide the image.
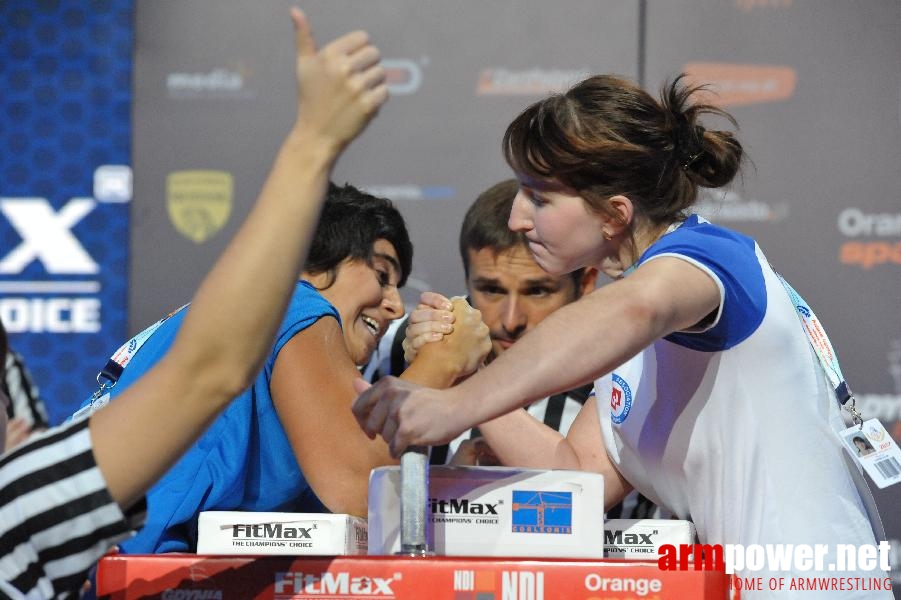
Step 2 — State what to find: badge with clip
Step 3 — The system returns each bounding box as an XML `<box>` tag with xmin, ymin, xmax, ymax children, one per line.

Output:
<box><xmin>841</xmin><ymin>418</ymin><xmax>901</xmax><ymax>489</ymax></box>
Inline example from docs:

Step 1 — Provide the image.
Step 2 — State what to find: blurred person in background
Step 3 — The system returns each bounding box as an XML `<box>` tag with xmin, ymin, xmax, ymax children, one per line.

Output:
<box><xmin>1</xmin><ymin>319</ymin><xmax>49</xmax><ymax>452</ymax></box>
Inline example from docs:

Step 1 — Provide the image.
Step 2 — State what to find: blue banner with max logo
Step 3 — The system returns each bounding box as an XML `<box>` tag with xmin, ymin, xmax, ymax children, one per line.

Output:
<box><xmin>0</xmin><ymin>1</ymin><xmax>133</xmax><ymax>424</ymax></box>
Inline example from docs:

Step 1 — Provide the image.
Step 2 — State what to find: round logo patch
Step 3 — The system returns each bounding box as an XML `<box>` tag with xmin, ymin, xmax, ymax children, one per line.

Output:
<box><xmin>610</xmin><ymin>373</ymin><xmax>633</xmax><ymax>424</ymax></box>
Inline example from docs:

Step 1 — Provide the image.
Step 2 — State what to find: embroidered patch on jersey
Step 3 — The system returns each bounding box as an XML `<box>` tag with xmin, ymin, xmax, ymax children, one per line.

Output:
<box><xmin>610</xmin><ymin>373</ymin><xmax>633</xmax><ymax>424</ymax></box>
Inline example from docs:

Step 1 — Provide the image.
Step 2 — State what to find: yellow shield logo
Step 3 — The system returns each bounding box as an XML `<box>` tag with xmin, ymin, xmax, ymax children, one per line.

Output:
<box><xmin>167</xmin><ymin>170</ymin><xmax>233</xmax><ymax>243</ymax></box>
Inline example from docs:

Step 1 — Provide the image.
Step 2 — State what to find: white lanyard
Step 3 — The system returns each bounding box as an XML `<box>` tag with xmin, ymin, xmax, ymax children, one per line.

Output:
<box><xmin>775</xmin><ymin>272</ymin><xmax>863</xmax><ymax>426</ymax></box>
<box><xmin>70</xmin><ymin>303</ymin><xmax>189</xmax><ymax>420</ymax></box>
<box><xmin>621</xmin><ymin>218</ymin><xmax>862</xmax><ymax>425</ymax></box>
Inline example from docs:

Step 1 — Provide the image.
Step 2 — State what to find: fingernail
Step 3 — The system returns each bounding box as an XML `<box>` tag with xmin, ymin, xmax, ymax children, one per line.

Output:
<box><xmin>441</xmin><ymin>313</ymin><xmax>454</xmax><ymax>323</ymax></box>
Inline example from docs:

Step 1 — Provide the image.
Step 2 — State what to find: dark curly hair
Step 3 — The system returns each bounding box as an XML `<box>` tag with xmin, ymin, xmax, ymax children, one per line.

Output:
<box><xmin>304</xmin><ymin>182</ymin><xmax>413</xmax><ymax>289</ymax></box>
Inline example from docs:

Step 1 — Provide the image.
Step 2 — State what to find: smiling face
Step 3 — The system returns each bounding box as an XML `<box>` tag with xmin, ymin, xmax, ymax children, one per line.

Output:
<box><xmin>507</xmin><ymin>179</ymin><xmax>610</xmax><ymax>277</ymax></box>
<box><xmin>466</xmin><ymin>245</ymin><xmax>594</xmax><ymax>358</ymax></box>
<box><xmin>307</xmin><ymin>238</ymin><xmax>405</xmax><ymax>365</ymax></box>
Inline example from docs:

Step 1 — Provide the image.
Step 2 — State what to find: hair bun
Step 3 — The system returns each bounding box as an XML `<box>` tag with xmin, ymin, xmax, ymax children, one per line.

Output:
<box><xmin>676</xmin><ymin>122</ymin><xmax>706</xmax><ymax>171</ymax></box>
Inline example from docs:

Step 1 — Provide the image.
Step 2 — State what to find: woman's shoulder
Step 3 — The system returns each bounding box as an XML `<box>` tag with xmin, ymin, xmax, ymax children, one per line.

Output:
<box><xmin>664</xmin><ymin>214</ymin><xmax>755</xmax><ymax>250</ymax></box>
<box><xmin>646</xmin><ymin>215</ymin><xmax>760</xmax><ymax>274</ymax></box>
<box><xmin>284</xmin><ymin>281</ymin><xmax>341</xmax><ymax>322</ymax></box>
<box><xmin>270</xmin><ymin>281</ymin><xmax>343</xmax><ymax>358</ymax></box>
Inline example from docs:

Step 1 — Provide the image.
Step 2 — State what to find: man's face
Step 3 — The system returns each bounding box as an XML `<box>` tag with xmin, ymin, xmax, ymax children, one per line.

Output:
<box><xmin>465</xmin><ymin>245</ymin><xmax>596</xmax><ymax>358</ymax></box>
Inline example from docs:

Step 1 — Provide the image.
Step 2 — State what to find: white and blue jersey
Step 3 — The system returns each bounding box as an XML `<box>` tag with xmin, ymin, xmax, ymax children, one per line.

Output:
<box><xmin>595</xmin><ymin>215</ymin><xmax>888</xmax><ymax>597</ymax></box>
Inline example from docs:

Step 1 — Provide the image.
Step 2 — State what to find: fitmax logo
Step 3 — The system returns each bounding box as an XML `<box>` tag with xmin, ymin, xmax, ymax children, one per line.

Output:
<box><xmin>232</xmin><ymin>523</ymin><xmax>313</xmax><ymax>539</ymax></box>
<box><xmin>429</xmin><ymin>498</ymin><xmax>499</xmax><ymax>515</ymax></box>
<box><xmin>1</xmin><ymin>164</ymin><xmax>130</xmax><ymax>275</ymax></box>
<box><xmin>274</xmin><ymin>572</ymin><xmax>397</xmax><ymax>596</ymax></box>
<box><xmin>0</xmin><ymin>197</ymin><xmax>99</xmax><ymax>275</ymax></box>
<box><xmin>0</xmin><ymin>166</ymin><xmax>130</xmax><ymax>333</ymax></box>
<box><xmin>161</xmin><ymin>591</ymin><xmax>223</xmax><ymax>600</ymax></box>
<box><xmin>0</xmin><ymin>197</ymin><xmax>104</xmax><ymax>333</ymax></box>
<box><xmin>604</xmin><ymin>529</ymin><xmax>658</xmax><ymax>546</ymax></box>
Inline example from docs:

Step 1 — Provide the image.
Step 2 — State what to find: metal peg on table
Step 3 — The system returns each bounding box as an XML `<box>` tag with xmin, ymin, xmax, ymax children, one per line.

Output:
<box><xmin>398</xmin><ymin>445</ymin><xmax>431</xmax><ymax>556</ymax></box>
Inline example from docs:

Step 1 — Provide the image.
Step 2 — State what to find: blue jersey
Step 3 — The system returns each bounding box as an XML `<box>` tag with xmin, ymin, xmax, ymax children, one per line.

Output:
<box><xmin>76</xmin><ymin>281</ymin><xmax>339</xmax><ymax>553</ymax></box>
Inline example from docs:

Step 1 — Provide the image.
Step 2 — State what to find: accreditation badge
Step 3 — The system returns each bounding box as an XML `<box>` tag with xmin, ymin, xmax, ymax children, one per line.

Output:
<box><xmin>841</xmin><ymin>418</ymin><xmax>901</xmax><ymax>489</ymax></box>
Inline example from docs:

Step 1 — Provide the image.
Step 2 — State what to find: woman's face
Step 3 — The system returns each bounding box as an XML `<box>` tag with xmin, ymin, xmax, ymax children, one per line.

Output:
<box><xmin>508</xmin><ymin>177</ymin><xmax>609</xmax><ymax>277</ymax></box>
<box><xmin>314</xmin><ymin>239</ymin><xmax>405</xmax><ymax>365</ymax></box>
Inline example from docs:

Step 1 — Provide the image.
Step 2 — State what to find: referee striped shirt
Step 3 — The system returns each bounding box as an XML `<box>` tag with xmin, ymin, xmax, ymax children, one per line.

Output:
<box><xmin>3</xmin><ymin>350</ymin><xmax>49</xmax><ymax>431</ymax></box>
<box><xmin>1</xmin><ymin>417</ymin><xmax>144</xmax><ymax>599</ymax></box>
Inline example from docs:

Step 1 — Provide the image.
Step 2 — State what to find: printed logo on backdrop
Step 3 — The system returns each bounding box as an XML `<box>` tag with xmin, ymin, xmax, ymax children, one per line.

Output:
<box><xmin>167</xmin><ymin>170</ymin><xmax>233</xmax><ymax>244</ymax></box>
<box><xmin>683</xmin><ymin>63</ymin><xmax>796</xmax><ymax>107</ymax></box>
<box><xmin>889</xmin><ymin>340</ymin><xmax>901</xmax><ymax>394</ymax></box>
<box><xmin>838</xmin><ymin>208</ymin><xmax>901</xmax><ymax>270</ymax></box>
<box><xmin>511</xmin><ymin>490</ymin><xmax>572</xmax><ymax>533</ymax></box>
<box><xmin>857</xmin><ymin>393</ymin><xmax>901</xmax><ymax>442</ymax></box>
<box><xmin>361</xmin><ymin>184</ymin><xmax>456</xmax><ymax>202</ymax></box>
<box><xmin>476</xmin><ymin>67</ymin><xmax>589</xmax><ymax>96</ymax></box>
<box><xmin>696</xmin><ymin>189</ymin><xmax>788</xmax><ymax>223</ymax></box>
<box><xmin>852</xmin><ymin>339</ymin><xmax>901</xmax><ymax>443</ymax></box>
<box><xmin>166</xmin><ymin>64</ymin><xmax>256</xmax><ymax>100</ymax></box>
<box><xmin>735</xmin><ymin>0</ymin><xmax>792</xmax><ymax>12</ymax></box>
<box><xmin>0</xmin><ymin>165</ymin><xmax>131</xmax><ymax>335</ymax></box>
<box><xmin>383</xmin><ymin>58</ymin><xmax>427</xmax><ymax>95</ymax></box>
<box><xmin>0</xmin><ymin>1</ymin><xmax>132</xmax><ymax>424</ymax></box>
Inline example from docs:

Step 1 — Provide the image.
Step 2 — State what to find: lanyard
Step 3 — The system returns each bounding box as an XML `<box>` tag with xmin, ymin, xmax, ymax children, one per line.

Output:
<box><xmin>620</xmin><ymin>216</ymin><xmax>862</xmax><ymax>426</ymax></box>
<box><xmin>775</xmin><ymin>272</ymin><xmax>863</xmax><ymax>426</ymax></box>
<box><xmin>99</xmin><ymin>303</ymin><xmax>189</xmax><ymax>385</ymax></box>
<box><xmin>71</xmin><ymin>303</ymin><xmax>189</xmax><ymax>420</ymax></box>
